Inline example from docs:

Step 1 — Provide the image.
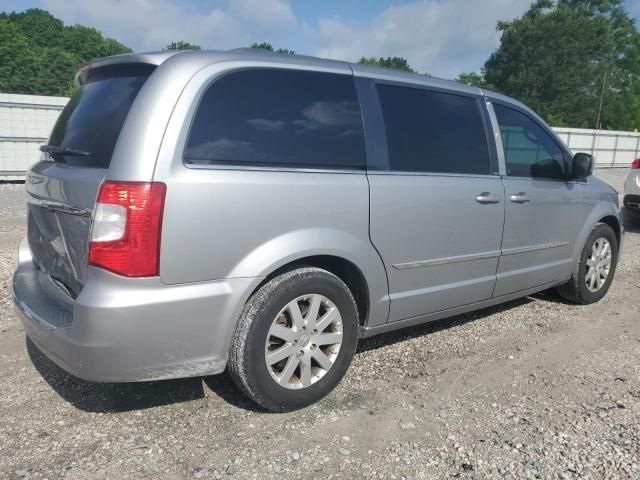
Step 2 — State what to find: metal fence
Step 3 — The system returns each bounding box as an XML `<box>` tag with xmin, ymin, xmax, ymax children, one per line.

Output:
<box><xmin>0</xmin><ymin>93</ymin><xmax>68</xmax><ymax>178</ymax></box>
<box><xmin>1</xmin><ymin>93</ymin><xmax>639</xmax><ymax>178</ymax></box>
<box><xmin>554</xmin><ymin>127</ymin><xmax>640</xmax><ymax>168</ymax></box>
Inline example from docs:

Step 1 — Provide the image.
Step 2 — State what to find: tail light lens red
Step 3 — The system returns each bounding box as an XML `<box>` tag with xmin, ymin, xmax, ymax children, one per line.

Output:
<box><xmin>89</xmin><ymin>181</ymin><xmax>166</xmax><ymax>277</ymax></box>
<box><xmin>631</xmin><ymin>159</ymin><xmax>640</xmax><ymax>169</ymax></box>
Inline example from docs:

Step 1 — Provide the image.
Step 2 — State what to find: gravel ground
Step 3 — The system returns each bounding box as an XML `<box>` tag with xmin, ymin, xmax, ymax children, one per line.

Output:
<box><xmin>1</xmin><ymin>170</ymin><xmax>639</xmax><ymax>480</ymax></box>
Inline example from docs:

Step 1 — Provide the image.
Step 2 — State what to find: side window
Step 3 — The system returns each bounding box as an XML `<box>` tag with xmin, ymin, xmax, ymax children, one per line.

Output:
<box><xmin>184</xmin><ymin>69</ymin><xmax>365</xmax><ymax>169</ymax></box>
<box><xmin>376</xmin><ymin>84</ymin><xmax>490</xmax><ymax>174</ymax></box>
<box><xmin>493</xmin><ymin>104</ymin><xmax>566</xmax><ymax>180</ymax></box>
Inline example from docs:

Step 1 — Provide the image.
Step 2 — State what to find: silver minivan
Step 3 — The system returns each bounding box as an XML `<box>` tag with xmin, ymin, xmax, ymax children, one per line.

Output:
<box><xmin>13</xmin><ymin>49</ymin><xmax>622</xmax><ymax>411</ymax></box>
<box><xmin>623</xmin><ymin>158</ymin><xmax>640</xmax><ymax>225</ymax></box>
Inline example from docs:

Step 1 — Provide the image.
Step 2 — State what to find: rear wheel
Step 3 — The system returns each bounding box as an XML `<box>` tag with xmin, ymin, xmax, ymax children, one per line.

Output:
<box><xmin>556</xmin><ymin>223</ymin><xmax>618</xmax><ymax>304</ymax></box>
<box><xmin>228</xmin><ymin>267</ymin><xmax>359</xmax><ymax>412</ymax></box>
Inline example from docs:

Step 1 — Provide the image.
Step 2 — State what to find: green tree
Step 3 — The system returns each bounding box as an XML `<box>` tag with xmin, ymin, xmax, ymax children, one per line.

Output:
<box><xmin>250</xmin><ymin>42</ymin><xmax>294</xmax><ymax>54</ymax></box>
<box><xmin>457</xmin><ymin>71</ymin><xmax>494</xmax><ymax>90</ymax></box>
<box><xmin>0</xmin><ymin>9</ymin><xmax>130</xmax><ymax>96</ymax></box>
<box><xmin>0</xmin><ymin>18</ymin><xmax>40</xmax><ymax>94</ymax></box>
<box><xmin>251</xmin><ymin>42</ymin><xmax>273</xmax><ymax>51</ymax></box>
<box><xmin>4</xmin><ymin>8</ymin><xmax>64</xmax><ymax>49</ymax></box>
<box><xmin>358</xmin><ymin>56</ymin><xmax>415</xmax><ymax>73</ymax></box>
<box><xmin>165</xmin><ymin>40</ymin><xmax>201</xmax><ymax>51</ymax></box>
<box><xmin>63</xmin><ymin>25</ymin><xmax>131</xmax><ymax>59</ymax></box>
<box><xmin>483</xmin><ymin>0</ymin><xmax>640</xmax><ymax>130</ymax></box>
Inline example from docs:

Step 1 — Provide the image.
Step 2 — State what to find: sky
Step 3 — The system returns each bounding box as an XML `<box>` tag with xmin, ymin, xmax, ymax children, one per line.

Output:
<box><xmin>3</xmin><ymin>0</ymin><xmax>640</xmax><ymax>79</ymax></box>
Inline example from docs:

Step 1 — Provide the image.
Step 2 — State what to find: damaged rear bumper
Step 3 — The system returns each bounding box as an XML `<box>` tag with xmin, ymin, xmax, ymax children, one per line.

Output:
<box><xmin>12</xmin><ymin>238</ymin><xmax>256</xmax><ymax>382</ymax></box>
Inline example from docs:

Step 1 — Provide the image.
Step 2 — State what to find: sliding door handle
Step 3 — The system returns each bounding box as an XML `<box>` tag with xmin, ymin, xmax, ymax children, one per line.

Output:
<box><xmin>476</xmin><ymin>192</ymin><xmax>502</xmax><ymax>204</ymax></box>
<box><xmin>510</xmin><ymin>193</ymin><xmax>530</xmax><ymax>203</ymax></box>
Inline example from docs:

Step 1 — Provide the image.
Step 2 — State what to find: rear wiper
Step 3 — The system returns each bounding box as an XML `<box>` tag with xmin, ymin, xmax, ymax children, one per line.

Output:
<box><xmin>40</xmin><ymin>144</ymin><xmax>92</xmax><ymax>159</ymax></box>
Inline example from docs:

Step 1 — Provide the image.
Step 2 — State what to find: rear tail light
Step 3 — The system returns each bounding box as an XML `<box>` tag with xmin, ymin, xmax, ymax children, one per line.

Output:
<box><xmin>89</xmin><ymin>181</ymin><xmax>166</xmax><ymax>277</ymax></box>
<box><xmin>631</xmin><ymin>159</ymin><xmax>640</xmax><ymax>169</ymax></box>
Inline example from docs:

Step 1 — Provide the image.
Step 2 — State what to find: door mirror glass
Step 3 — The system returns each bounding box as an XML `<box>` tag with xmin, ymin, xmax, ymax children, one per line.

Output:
<box><xmin>570</xmin><ymin>152</ymin><xmax>594</xmax><ymax>179</ymax></box>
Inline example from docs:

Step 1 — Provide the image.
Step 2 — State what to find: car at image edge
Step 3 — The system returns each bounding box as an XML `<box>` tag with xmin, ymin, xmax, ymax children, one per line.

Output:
<box><xmin>623</xmin><ymin>158</ymin><xmax>640</xmax><ymax>225</ymax></box>
<box><xmin>12</xmin><ymin>49</ymin><xmax>623</xmax><ymax>411</ymax></box>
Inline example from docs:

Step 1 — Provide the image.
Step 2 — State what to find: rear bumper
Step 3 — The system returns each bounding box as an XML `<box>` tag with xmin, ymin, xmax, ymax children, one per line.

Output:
<box><xmin>12</xmin><ymin>238</ymin><xmax>257</xmax><ymax>382</ymax></box>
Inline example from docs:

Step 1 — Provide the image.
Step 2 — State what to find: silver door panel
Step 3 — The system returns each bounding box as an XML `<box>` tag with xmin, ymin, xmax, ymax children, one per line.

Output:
<box><xmin>368</xmin><ymin>173</ymin><xmax>504</xmax><ymax>321</ymax></box>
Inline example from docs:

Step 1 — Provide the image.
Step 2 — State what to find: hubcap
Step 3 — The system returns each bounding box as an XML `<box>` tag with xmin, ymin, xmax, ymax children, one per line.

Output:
<box><xmin>585</xmin><ymin>237</ymin><xmax>612</xmax><ymax>292</ymax></box>
<box><xmin>264</xmin><ymin>294</ymin><xmax>343</xmax><ymax>390</ymax></box>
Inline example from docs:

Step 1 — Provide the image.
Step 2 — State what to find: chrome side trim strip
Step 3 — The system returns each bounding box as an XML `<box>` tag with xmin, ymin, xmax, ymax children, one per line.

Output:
<box><xmin>26</xmin><ymin>192</ymin><xmax>92</xmax><ymax>217</ymax></box>
<box><xmin>392</xmin><ymin>250</ymin><xmax>501</xmax><ymax>270</ymax></box>
<box><xmin>365</xmin><ymin>170</ymin><xmax>501</xmax><ymax>179</ymax></box>
<box><xmin>393</xmin><ymin>241</ymin><xmax>569</xmax><ymax>270</ymax></box>
<box><xmin>184</xmin><ymin>163</ymin><xmax>366</xmax><ymax>175</ymax></box>
<box><xmin>501</xmin><ymin>241</ymin><xmax>569</xmax><ymax>256</ymax></box>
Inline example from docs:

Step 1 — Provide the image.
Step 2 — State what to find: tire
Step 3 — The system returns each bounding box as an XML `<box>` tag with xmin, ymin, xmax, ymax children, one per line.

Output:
<box><xmin>228</xmin><ymin>267</ymin><xmax>359</xmax><ymax>412</ymax></box>
<box><xmin>556</xmin><ymin>223</ymin><xmax>618</xmax><ymax>304</ymax></box>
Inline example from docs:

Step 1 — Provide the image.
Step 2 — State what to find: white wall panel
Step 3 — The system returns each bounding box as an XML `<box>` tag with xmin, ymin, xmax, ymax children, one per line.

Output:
<box><xmin>0</xmin><ymin>93</ymin><xmax>67</xmax><ymax>175</ymax></box>
<box><xmin>554</xmin><ymin>127</ymin><xmax>640</xmax><ymax>167</ymax></box>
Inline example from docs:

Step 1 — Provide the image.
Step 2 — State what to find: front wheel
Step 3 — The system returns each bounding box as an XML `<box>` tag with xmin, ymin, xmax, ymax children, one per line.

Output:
<box><xmin>556</xmin><ymin>223</ymin><xmax>619</xmax><ymax>304</ymax></box>
<box><xmin>228</xmin><ymin>267</ymin><xmax>359</xmax><ymax>412</ymax></box>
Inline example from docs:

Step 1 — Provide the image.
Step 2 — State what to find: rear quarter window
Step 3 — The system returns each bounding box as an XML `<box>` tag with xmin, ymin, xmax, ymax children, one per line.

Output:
<box><xmin>184</xmin><ymin>68</ymin><xmax>366</xmax><ymax>170</ymax></box>
<box><xmin>48</xmin><ymin>65</ymin><xmax>154</xmax><ymax>169</ymax></box>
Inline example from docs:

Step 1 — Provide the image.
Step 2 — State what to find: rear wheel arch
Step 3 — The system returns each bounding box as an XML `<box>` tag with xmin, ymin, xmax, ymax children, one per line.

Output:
<box><xmin>228</xmin><ymin>266</ymin><xmax>361</xmax><ymax>411</ymax></box>
<box><xmin>249</xmin><ymin>255</ymin><xmax>370</xmax><ymax>327</ymax></box>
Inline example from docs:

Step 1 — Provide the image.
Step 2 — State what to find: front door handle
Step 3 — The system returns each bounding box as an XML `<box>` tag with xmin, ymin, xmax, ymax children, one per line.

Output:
<box><xmin>476</xmin><ymin>192</ymin><xmax>502</xmax><ymax>204</ymax></box>
<box><xmin>510</xmin><ymin>192</ymin><xmax>531</xmax><ymax>203</ymax></box>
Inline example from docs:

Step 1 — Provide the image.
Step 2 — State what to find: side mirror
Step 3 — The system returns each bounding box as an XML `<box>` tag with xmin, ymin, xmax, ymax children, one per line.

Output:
<box><xmin>569</xmin><ymin>152</ymin><xmax>594</xmax><ymax>180</ymax></box>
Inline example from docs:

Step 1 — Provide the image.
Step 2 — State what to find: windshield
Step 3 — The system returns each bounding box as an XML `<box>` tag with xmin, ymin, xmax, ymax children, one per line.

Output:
<box><xmin>48</xmin><ymin>65</ymin><xmax>155</xmax><ymax>168</ymax></box>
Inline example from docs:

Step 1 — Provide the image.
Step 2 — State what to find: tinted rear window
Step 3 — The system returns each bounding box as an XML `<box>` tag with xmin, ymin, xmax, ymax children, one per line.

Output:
<box><xmin>184</xmin><ymin>69</ymin><xmax>366</xmax><ymax>169</ymax></box>
<box><xmin>377</xmin><ymin>84</ymin><xmax>490</xmax><ymax>174</ymax></box>
<box><xmin>48</xmin><ymin>65</ymin><xmax>154</xmax><ymax>168</ymax></box>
